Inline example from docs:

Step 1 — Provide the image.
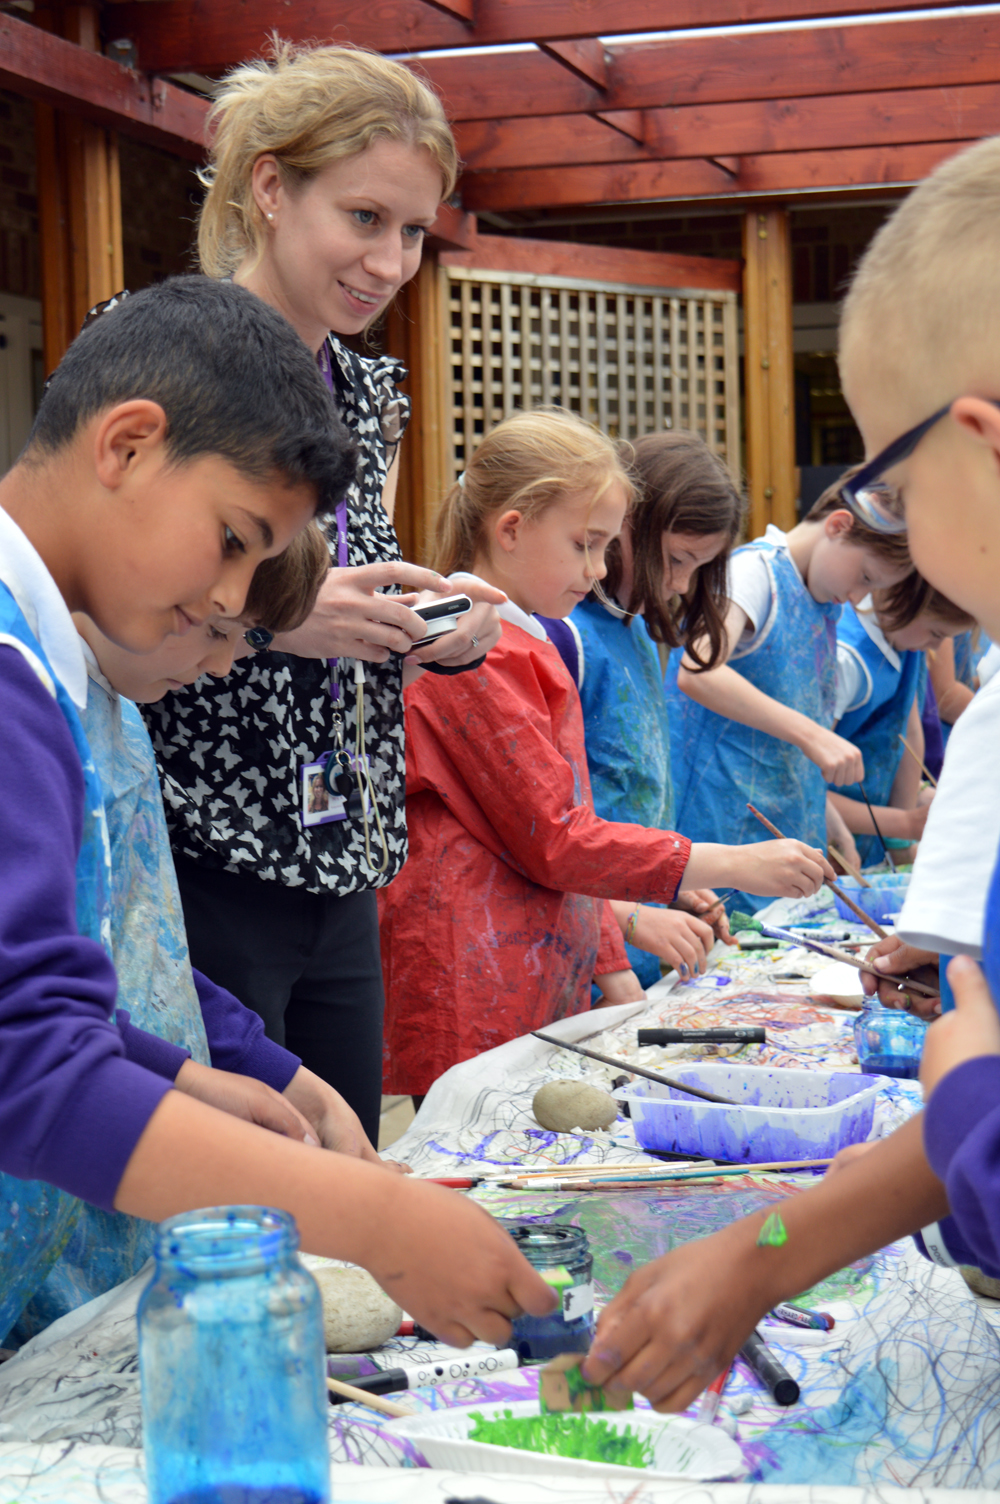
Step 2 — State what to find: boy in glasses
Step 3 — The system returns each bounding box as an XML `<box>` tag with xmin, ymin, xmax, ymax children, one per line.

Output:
<box><xmin>581</xmin><ymin>135</ymin><xmax>1000</xmax><ymax>1412</ymax></box>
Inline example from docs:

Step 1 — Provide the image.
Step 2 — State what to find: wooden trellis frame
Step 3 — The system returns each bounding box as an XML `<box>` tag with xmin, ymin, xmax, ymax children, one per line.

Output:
<box><xmin>444</xmin><ymin>265</ymin><xmax>741</xmax><ymax>484</ymax></box>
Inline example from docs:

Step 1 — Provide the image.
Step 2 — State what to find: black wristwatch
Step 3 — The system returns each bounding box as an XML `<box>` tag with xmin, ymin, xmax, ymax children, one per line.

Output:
<box><xmin>244</xmin><ymin>626</ymin><xmax>274</xmax><ymax>653</ymax></box>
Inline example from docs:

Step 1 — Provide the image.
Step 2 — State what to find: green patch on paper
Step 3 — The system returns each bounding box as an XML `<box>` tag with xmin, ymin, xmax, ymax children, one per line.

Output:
<box><xmin>757</xmin><ymin>1211</ymin><xmax>789</xmax><ymax>1247</ymax></box>
<box><xmin>468</xmin><ymin>1409</ymin><xmax>654</xmax><ymax>1468</ymax></box>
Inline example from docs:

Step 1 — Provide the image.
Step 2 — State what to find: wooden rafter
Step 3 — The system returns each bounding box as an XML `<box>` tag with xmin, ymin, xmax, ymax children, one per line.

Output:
<box><xmin>538</xmin><ymin>40</ymin><xmax>609</xmax><ymax>92</ymax></box>
<box><xmin>438</xmin><ymin>230</ymin><xmax>742</xmax><ymax>292</ymax></box>
<box><xmin>418</xmin><ymin>0</ymin><xmax>474</xmax><ymax>20</ymax></box>
<box><xmin>104</xmin><ymin>1</ymin><xmax>1000</xmax><ymax>68</ymax></box>
<box><xmin>455</xmin><ymin>80</ymin><xmax>1000</xmax><ymax>172</ymax></box>
<box><xmin>415</xmin><ymin>14</ymin><xmax>1000</xmax><ymax>122</ymax></box>
<box><xmin>460</xmin><ymin>139</ymin><xmax>978</xmax><ymax>213</ymax></box>
<box><xmin>0</xmin><ymin>12</ymin><xmax>208</xmax><ymax>157</ymax></box>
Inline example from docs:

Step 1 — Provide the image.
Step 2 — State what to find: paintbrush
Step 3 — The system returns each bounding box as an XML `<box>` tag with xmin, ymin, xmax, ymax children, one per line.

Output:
<box><xmin>898</xmin><ymin>732</ymin><xmax>938</xmax><ymax>789</ymax></box>
<box><xmin>828</xmin><ymin>843</ymin><xmax>871</xmax><ymax>888</ymax></box>
<box><xmin>746</xmin><ymin>803</ymin><xmax>888</xmax><ymax>940</ymax></box>
<box><xmin>504</xmin><ymin>1158</ymin><xmax>833</xmax><ymax>1190</ymax></box>
<box><xmin>531</xmin><ymin>1030</ymin><xmax>736</xmax><ymax>1104</ymax></box>
<box><xmin>730</xmin><ymin>911</ymin><xmax>938</xmax><ymax>998</ymax></box>
<box><xmin>858</xmin><ymin>781</ymin><xmax>896</xmax><ymax>872</ymax></box>
<box><xmin>325</xmin><ymin>1375</ymin><xmax>413</xmax><ymax>1417</ymax></box>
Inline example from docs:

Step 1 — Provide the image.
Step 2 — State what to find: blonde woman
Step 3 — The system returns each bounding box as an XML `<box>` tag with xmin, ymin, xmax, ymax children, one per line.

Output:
<box><xmin>143</xmin><ymin>42</ymin><xmax>502</xmax><ymax>1144</ymax></box>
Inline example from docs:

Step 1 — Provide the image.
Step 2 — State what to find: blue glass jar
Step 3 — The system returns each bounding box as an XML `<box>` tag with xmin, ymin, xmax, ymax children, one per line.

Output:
<box><xmin>504</xmin><ymin>1223</ymin><xmax>595</xmax><ymax>1361</ymax></box>
<box><xmin>138</xmin><ymin>1206</ymin><xmax>329</xmax><ymax>1504</ymax></box>
<box><xmin>853</xmin><ymin>999</ymin><xmax>927</xmax><ymax>1079</ymax></box>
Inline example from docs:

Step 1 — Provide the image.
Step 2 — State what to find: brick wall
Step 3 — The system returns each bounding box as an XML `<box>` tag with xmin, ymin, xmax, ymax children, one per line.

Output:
<box><xmin>0</xmin><ymin>90</ymin><xmax>40</xmax><ymax>300</ymax></box>
<box><xmin>0</xmin><ymin>92</ymin><xmax>201</xmax><ymax>302</ymax></box>
<box><xmin>119</xmin><ymin>136</ymin><xmax>201</xmax><ymax>290</ymax></box>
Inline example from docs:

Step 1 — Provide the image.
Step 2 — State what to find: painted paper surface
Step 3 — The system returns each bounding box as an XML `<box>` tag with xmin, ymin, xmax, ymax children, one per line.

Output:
<box><xmin>0</xmin><ymin>890</ymin><xmax>997</xmax><ymax>1498</ymax></box>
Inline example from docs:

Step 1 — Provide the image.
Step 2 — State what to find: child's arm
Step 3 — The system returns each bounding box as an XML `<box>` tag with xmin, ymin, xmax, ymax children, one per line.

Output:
<box><xmin>679</xmin><ymin>602</ymin><xmax>864</xmax><ymax>786</ymax></box>
<box><xmin>929</xmin><ymin>638</ymin><xmax>975</xmax><ymax>726</ymax></box>
<box><xmin>920</xmin><ymin>957</ymin><xmax>1000</xmax><ymax>1273</ymax></box>
<box><xmin>889</xmin><ymin>697</ymin><xmax>925</xmax><ymax>811</ymax></box>
<box><xmin>608</xmin><ymin>898</ymin><xmax>716</xmax><ymax>979</ymax></box>
<box><xmin>115</xmin><ymin>1092</ymin><xmax>556</xmax><ymax>1347</ymax></box>
<box><xmin>580</xmin><ymin>1111</ymin><xmax>947</xmax><ymax>1410</ymax></box>
<box><xmin>407</xmin><ymin>653</ymin><xmax>834</xmax><ymax>908</ymax></box>
<box><xmin>826</xmin><ymin>797</ymin><xmax>861</xmax><ymax>871</ymax></box>
<box><xmin>827</xmin><ymin>789</ymin><xmax>928</xmax><ymax>844</ymax></box>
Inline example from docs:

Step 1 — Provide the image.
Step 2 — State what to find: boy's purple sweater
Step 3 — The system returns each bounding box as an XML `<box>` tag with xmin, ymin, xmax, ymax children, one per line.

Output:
<box><xmin>0</xmin><ymin>647</ymin><xmax>297</xmax><ymax>1213</ymax></box>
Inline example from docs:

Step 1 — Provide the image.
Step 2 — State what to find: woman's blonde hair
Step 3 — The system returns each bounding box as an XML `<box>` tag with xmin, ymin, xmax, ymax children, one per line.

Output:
<box><xmin>197</xmin><ymin>37</ymin><xmax>459</xmax><ymax>280</ymax></box>
<box><xmin>430</xmin><ymin>408</ymin><xmax>633</xmax><ymax>575</ymax></box>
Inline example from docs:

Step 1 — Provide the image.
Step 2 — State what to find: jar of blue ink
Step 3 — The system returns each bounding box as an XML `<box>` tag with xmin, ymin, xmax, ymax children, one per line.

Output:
<box><xmin>138</xmin><ymin>1205</ymin><xmax>329</xmax><ymax>1504</ymax></box>
<box><xmin>853</xmin><ymin>998</ymin><xmax>927</xmax><ymax>1079</ymax></box>
<box><xmin>504</xmin><ymin>1223</ymin><xmax>595</xmax><ymax>1361</ymax></box>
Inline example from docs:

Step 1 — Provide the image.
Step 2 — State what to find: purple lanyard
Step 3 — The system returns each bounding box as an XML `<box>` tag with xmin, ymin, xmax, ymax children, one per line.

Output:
<box><xmin>328</xmin><ymin>496</ymin><xmax>348</xmax><ymax>707</ymax></box>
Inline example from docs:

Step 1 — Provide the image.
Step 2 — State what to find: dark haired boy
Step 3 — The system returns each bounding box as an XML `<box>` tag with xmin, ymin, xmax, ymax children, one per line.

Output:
<box><xmin>0</xmin><ymin>276</ymin><xmax>553</xmax><ymax>1345</ymax></box>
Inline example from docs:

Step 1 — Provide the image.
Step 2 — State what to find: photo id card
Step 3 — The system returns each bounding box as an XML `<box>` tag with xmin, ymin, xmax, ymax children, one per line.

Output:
<box><xmin>300</xmin><ymin>760</ymin><xmax>346</xmax><ymax>828</ymax></box>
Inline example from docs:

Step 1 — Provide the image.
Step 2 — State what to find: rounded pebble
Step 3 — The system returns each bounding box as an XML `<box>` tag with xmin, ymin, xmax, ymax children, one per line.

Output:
<box><xmin>311</xmin><ymin>1265</ymin><xmax>402</xmax><ymax>1352</ymax></box>
<box><xmin>532</xmin><ymin>1079</ymin><xmax>619</xmax><ymax>1133</ymax></box>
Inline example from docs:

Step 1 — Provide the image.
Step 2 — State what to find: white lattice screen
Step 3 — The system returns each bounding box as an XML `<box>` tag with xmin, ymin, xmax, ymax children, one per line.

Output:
<box><xmin>445</xmin><ymin>266</ymin><xmax>740</xmax><ymax>481</ymax></box>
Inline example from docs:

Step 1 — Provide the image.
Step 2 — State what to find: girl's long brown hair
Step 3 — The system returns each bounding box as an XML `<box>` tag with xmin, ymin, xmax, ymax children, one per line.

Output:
<box><xmin>601</xmin><ymin>431</ymin><xmax>744</xmax><ymax>670</ymax></box>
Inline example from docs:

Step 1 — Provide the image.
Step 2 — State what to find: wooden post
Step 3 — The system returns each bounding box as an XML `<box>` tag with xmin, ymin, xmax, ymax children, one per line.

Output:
<box><xmin>384</xmin><ymin>255</ymin><xmax>451</xmax><ymax>565</ymax></box>
<box><xmin>34</xmin><ymin>4</ymin><xmax>124</xmax><ymax>375</ymax></box>
<box><xmin>742</xmin><ymin>209</ymin><xmax>796</xmax><ymax>538</ymax></box>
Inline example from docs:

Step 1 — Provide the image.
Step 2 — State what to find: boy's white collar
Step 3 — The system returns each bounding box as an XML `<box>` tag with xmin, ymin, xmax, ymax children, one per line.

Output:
<box><xmin>853</xmin><ymin>595</ymin><xmax>901</xmax><ymax>671</ymax></box>
<box><xmin>0</xmin><ymin>506</ymin><xmax>88</xmax><ymax>709</ymax></box>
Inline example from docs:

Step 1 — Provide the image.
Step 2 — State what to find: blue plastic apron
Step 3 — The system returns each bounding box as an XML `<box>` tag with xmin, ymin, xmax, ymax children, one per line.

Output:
<box><xmin>665</xmin><ymin>538</ymin><xmax>839</xmax><ymax>913</ymax></box>
<box><xmin>571</xmin><ymin>597</ymin><xmax>674</xmax><ymax>988</ymax></box>
<box><xmin>13</xmin><ymin>675</ymin><xmax>215</xmax><ymax>1342</ymax></box>
<box><xmin>831</xmin><ymin>604</ymin><xmax>924</xmax><ymax>867</ymax></box>
<box><xmin>0</xmin><ymin>582</ymin><xmax>113</xmax><ymax>1343</ymax></box>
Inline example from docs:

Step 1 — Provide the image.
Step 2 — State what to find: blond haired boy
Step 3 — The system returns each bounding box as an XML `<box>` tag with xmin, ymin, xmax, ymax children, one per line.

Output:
<box><xmin>582</xmin><ymin>136</ymin><xmax>1000</xmax><ymax>1411</ymax></box>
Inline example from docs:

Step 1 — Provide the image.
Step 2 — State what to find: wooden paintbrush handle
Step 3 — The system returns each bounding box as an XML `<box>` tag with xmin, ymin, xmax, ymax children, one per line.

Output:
<box><xmin>747</xmin><ymin>803</ymin><xmax>886</xmax><ymax>940</ymax></box>
<box><xmin>325</xmin><ymin>1375</ymin><xmax>412</xmax><ymax>1417</ymax></box>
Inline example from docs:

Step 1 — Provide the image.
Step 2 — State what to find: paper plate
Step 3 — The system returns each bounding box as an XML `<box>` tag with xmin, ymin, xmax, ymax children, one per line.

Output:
<box><xmin>387</xmin><ymin>1398</ymin><xmax>747</xmax><ymax>1482</ymax></box>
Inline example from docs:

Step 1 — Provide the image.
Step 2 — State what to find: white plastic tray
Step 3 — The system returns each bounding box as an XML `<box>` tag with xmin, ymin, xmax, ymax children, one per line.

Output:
<box><xmin>387</xmin><ymin>1397</ymin><xmax>747</xmax><ymax>1482</ymax></box>
<box><xmin>615</xmin><ymin>1063</ymin><xmax>886</xmax><ymax>1162</ymax></box>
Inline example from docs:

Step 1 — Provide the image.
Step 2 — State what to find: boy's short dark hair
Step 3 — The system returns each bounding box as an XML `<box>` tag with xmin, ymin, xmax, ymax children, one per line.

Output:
<box><xmin>26</xmin><ymin>276</ymin><xmax>356</xmax><ymax>517</ymax></box>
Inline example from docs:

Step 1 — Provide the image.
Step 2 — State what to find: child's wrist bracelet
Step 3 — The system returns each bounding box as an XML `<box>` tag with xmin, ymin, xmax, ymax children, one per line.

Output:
<box><xmin>624</xmin><ymin>904</ymin><xmax>641</xmax><ymax>944</ymax></box>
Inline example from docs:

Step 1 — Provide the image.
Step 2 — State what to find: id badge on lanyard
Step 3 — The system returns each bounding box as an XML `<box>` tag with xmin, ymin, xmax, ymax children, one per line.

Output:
<box><xmin>300</xmin><ymin>496</ymin><xmax>352</xmax><ymax>829</ymax></box>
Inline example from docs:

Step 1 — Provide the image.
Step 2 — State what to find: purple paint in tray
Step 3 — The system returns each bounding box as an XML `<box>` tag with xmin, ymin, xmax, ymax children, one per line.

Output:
<box><xmin>614</xmin><ymin>1064</ymin><xmax>887</xmax><ymax>1163</ymax></box>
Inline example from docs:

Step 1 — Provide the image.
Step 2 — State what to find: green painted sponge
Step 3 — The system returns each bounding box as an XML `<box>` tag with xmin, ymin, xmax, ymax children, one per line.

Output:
<box><xmin>539</xmin><ymin>1352</ymin><xmax>632</xmax><ymax>1413</ymax></box>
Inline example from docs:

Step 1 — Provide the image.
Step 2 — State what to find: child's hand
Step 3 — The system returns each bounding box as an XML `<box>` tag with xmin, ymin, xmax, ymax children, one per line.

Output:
<box><xmin>861</xmin><ymin>935</ymin><xmax>940</xmax><ymax>1017</ymax></box>
<box><xmin>672</xmin><ymin>888</ymin><xmax>734</xmax><ymax>945</ymax></box>
<box><xmin>581</xmin><ymin>1221</ymin><xmax>773</xmax><ymax>1411</ymax></box>
<box><xmin>728</xmin><ymin>839</ymin><xmax>834</xmax><ymax>898</ymax></box>
<box><xmin>629</xmin><ymin>905</ymin><xmax>715</xmax><ymax>977</ymax></box>
<box><xmin>902</xmin><ymin>803</ymin><xmax>931</xmax><ymax>841</ymax></box>
<box><xmin>361</xmin><ymin>1178</ymin><xmax>559</xmax><ymax>1347</ymax></box>
<box><xmin>282</xmin><ymin>1066</ymin><xmax>384</xmax><ymax>1164</ymax></box>
<box><xmin>593</xmin><ymin>968</ymin><xmax>647</xmax><ymax>1006</ymax></box>
<box><xmin>174</xmin><ymin>1061</ymin><xmax>319</xmax><ymax>1144</ymax></box>
<box><xmin>799</xmin><ymin>725</ymin><xmax>865</xmax><ymax>785</ymax></box>
<box><xmin>825</xmin><ymin>798</ymin><xmax>861</xmax><ymax>873</ymax></box>
<box><xmin>920</xmin><ymin>956</ymin><xmax>1000</xmax><ymax>1096</ymax></box>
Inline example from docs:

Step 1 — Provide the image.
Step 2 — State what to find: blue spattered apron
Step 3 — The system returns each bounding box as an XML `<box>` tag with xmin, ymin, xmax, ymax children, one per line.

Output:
<box><xmin>665</xmin><ymin>539</ymin><xmax>839</xmax><ymax>913</ymax></box>
<box><xmin>573</xmin><ymin>597</ymin><xmax>674</xmax><ymax>988</ymax></box>
<box><xmin>0</xmin><ymin>582</ymin><xmax>112</xmax><ymax>1344</ymax></box>
<box><xmin>14</xmin><ymin>675</ymin><xmax>214</xmax><ymax>1342</ymax></box>
<box><xmin>831</xmin><ymin>604</ymin><xmax>924</xmax><ymax>867</ymax></box>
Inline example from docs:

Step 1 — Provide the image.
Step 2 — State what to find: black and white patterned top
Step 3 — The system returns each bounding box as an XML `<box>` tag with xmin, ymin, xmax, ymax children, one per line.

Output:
<box><xmin>141</xmin><ymin>336</ymin><xmax>411</xmax><ymax>894</ymax></box>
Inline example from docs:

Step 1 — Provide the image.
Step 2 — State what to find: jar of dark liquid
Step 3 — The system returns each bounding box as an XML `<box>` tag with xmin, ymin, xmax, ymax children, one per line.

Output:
<box><xmin>504</xmin><ymin>1223</ymin><xmax>595</xmax><ymax>1361</ymax></box>
<box><xmin>853</xmin><ymin>998</ymin><xmax>927</xmax><ymax>1079</ymax></box>
<box><xmin>138</xmin><ymin>1205</ymin><xmax>329</xmax><ymax>1504</ymax></box>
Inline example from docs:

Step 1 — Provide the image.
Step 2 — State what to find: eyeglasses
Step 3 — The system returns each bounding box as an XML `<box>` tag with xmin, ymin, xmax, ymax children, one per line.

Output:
<box><xmin>839</xmin><ymin>403</ymin><xmax>954</xmax><ymax>534</ymax></box>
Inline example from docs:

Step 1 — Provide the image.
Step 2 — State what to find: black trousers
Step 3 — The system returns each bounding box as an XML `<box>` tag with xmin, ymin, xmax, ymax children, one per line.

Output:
<box><xmin>174</xmin><ymin>855</ymin><xmax>385</xmax><ymax>1148</ymax></box>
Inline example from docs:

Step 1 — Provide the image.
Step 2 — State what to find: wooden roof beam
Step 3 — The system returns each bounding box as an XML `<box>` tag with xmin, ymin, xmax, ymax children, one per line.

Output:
<box><xmin>418</xmin><ymin>13</ymin><xmax>1000</xmax><ymax>122</ymax></box>
<box><xmin>455</xmin><ymin>79</ymin><xmax>1000</xmax><ymax>172</ymax></box>
<box><xmin>418</xmin><ymin>0</ymin><xmax>475</xmax><ymax>21</ymax></box>
<box><xmin>105</xmin><ymin>1</ymin><xmax>1000</xmax><ymax>69</ymax></box>
<box><xmin>459</xmin><ymin>138</ymin><xmax>977</xmax><ymax>213</ymax></box>
<box><xmin>0</xmin><ymin>11</ymin><xmax>208</xmax><ymax>157</ymax></box>
<box><xmin>538</xmin><ymin>40</ymin><xmax>609</xmax><ymax>92</ymax></box>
